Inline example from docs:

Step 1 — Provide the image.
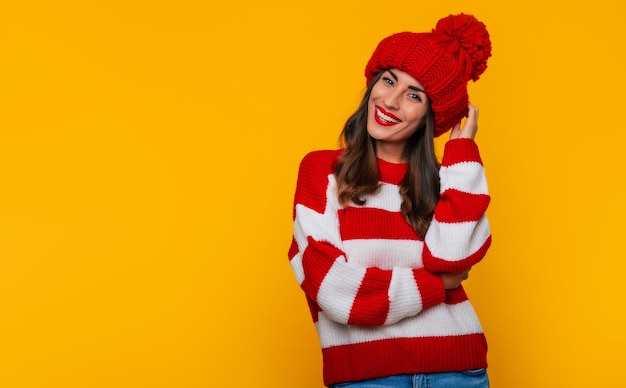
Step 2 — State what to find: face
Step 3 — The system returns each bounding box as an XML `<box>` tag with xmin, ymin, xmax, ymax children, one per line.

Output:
<box><xmin>367</xmin><ymin>68</ymin><xmax>429</xmax><ymax>162</ymax></box>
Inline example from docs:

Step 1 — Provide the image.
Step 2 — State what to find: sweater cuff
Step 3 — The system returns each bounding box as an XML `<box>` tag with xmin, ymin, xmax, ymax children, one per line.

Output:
<box><xmin>413</xmin><ymin>268</ymin><xmax>446</xmax><ymax>310</ymax></box>
<box><xmin>442</xmin><ymin>138</ymin><xmax>483</xmax><ymax>167</ymax></box>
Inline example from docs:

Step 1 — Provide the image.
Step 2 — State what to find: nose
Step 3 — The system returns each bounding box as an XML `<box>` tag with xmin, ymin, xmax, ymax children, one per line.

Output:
<box><xmin>383</xmin><ymin>89</ymin><xmax>402</xmax><ymax>110</ymax></box>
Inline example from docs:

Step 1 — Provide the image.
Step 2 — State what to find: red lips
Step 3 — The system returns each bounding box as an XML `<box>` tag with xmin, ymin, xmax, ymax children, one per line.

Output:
<box><xmin>374</xmin><ymin>105</ymin><xmax>402</xmax><ymax>126</ymax></box>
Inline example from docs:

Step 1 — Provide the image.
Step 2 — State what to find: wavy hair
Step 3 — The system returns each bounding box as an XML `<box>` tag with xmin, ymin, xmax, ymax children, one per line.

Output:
<box><xmin>334</xmin><ymin>70</ymin><xmax>441</xmax><ymax>237</ymax></box>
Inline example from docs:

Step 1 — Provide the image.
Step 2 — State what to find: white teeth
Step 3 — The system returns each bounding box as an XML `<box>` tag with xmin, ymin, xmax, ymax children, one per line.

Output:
<box><xmin>377</xmin><ymin>108</ymin><xmax>399</xmax><ymax>124</ymax></box>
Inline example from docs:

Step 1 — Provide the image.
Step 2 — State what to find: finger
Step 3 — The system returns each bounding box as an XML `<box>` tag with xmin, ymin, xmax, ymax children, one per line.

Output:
<box><xmin>450</xmin><ymin>121</ymin><xmax>462</xmax><ymax>140</ymax></box>
<box><xmin>466</xmin><ymin>103</ymin><xmax>478</xmax><ymax>123</ymax></box>
<box><xmin>460</xmin><ymin>103</ymin><xmax>479</xmax><ymax>139</ymax></box>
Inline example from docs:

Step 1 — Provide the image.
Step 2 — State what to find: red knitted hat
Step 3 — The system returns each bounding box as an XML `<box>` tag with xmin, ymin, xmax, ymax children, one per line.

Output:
<box><xmin>365</xmin><ymin>14</ymin><xmax>492</xmax><ymax>137</ymax></box>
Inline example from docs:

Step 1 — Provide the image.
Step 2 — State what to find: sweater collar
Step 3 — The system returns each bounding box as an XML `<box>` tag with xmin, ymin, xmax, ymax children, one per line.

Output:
<box><xmin>377</xmin><ymin>158</ymin><xmax>407</xmax><ymax>185</ymax></box>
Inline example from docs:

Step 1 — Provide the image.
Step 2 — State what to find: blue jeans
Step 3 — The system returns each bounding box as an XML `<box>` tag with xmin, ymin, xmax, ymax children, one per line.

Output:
<box><xmin>331</xmin><ymin>369</ymin><xmax>489</xmax><ymax>387</ymax></box>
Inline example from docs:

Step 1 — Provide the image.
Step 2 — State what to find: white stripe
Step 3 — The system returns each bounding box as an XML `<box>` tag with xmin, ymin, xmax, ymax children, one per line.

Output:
<box><xmin>316</xmin><ymin>300</ymin><xmax>483</xmax><ymax>348</ymax></box>
<box><xmin>440</xmin><ymin>162</ymin><xmax>488</xmax><ymax>195</ymax></box>
<box><xmin>316</xmin><ymin>258</ymin><xmax>366</xmax><ymax>325</ymax></box>
<box><xmin>291</xmin><ymin>205</ymin><xmax>340</xmax><ymax>286</ymax></box>
<box><xmin>385</xmin><ymin>268</ymin><xmax>422</xmax><ymax>325</ymax></box>
<box><xmin>360</xmin><ymin>182</ymin><xmax>403</xmax><ymax>211</ymax></box>
<box><xmin>343</xmin><ymin>239</ymin><xmax>424</xmax><ymax>269</ymax></box>
<box><xmin>294</xmin><ymin>204</ymin><xmax>342</xmax><ymax>248</ymax></box>
<box><xmin>290</xmin><ymin>174</ymin><xmax>343</xmax><ymax>285</ymax></box>
<box><xmin>325</xmin><ymin>174</ymin><xmax>342</xmax><ymax>213</ymax></box>
<box><xmin>290</xmin><ymin>253</ymin><xmax>305</xmax><ymax>285</ymax></box>
<box><xmin>424</xmin><ymin>215</ymin><xmax>490</xmax><ymax>261</ymax></box>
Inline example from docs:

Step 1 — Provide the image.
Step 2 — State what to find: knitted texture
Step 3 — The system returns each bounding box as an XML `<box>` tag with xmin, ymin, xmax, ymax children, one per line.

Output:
<box><xmin>365</xmin><ymin>14</ymin><xmax>492</xmax><ymax>137</ymax></box>
<box><xmin>288</xmin><ymin>139</ymin><xmax>492</xmax><ymax>386</ymax></box>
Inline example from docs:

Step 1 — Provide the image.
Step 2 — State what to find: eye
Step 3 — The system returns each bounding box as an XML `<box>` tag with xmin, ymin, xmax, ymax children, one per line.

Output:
<box><xmin>382</xmin><ymin>77</ymin><xmax>394</xmax><ymax>86</ymax></box>
<box><xmin>409</xmin><ymin>93</ymin><xmax>423</xmax><ymax>102</ymax></box>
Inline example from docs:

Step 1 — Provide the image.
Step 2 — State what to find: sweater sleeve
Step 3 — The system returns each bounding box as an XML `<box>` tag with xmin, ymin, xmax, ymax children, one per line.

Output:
<box><xmin>288</xmin><ymin>151</ymin><xmax>446</xmax><ymax>327</ymax></box>
<box><xmin>422</xmin><ymin>138</ymin><xmax>492</xmax><ymax>273</ymax></box>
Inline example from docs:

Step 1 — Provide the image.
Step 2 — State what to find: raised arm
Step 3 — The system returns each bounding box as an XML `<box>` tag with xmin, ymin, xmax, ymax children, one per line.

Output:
<box><xmin>288</xmin><ymin>151</ymin><xmax>446</xmax><ymax>327</ymax></box>
<box><xmin>422</xmin><ymin>104</ymin><xmax>492</xmax><ymax>273</ymax></box>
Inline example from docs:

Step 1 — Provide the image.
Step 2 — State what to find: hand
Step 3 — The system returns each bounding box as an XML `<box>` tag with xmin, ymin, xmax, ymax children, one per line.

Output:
<box><xmin>449</xmin><ymin>103</ymin><xmax>479</xmax><ymax>140</ymax></box>
<box><xmin>441</xmin><ymin>269</ymin><xmax>470</xmax><ymax>289</ymax></box>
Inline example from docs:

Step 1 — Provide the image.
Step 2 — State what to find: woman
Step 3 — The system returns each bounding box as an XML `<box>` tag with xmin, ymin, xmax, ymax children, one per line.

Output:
<box><xmin>288</xmin><ymin>13</ymin><xmax>493</xmax><ymax>387</ymax></box>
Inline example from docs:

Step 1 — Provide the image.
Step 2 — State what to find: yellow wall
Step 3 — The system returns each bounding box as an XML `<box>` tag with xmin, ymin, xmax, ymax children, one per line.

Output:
<box><xmin>1</xmin><ymin>1</ymin><xmax>625</xmax><ymax>387</ymax></box>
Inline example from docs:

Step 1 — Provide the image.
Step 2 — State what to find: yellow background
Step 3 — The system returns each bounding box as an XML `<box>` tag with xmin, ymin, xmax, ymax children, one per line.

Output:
<box><xmin>1</xmin><ymin>1</ymin><xmax>625</xmax><ymax>387</ymax></box>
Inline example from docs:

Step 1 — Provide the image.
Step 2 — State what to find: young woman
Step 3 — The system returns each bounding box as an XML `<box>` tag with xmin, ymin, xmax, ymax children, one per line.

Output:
<box><xmin>288</xmin><ymin>13</ymin><xmax>493</xmax><ymax>388</ymax></box>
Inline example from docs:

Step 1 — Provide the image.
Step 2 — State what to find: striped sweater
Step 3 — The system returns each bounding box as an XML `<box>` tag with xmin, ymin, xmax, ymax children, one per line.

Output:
<box><xmin>288</xmin><ymin>138</ymin><xmax>492</xmax><ymax>386</ymax></box>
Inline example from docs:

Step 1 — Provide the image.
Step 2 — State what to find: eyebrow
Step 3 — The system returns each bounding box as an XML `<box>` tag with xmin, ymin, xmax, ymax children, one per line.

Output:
<box><xmin>387</xmin><ymin>69</ymin><xmax>425</xmax><ymax>94</ymax></box>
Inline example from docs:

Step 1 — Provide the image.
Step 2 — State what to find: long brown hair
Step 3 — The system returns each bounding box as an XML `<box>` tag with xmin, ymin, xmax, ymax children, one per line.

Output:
<box><xmin>334</xmin><ymin>70</ymin><xmax>440</xmax><ymax>237</ymax></box>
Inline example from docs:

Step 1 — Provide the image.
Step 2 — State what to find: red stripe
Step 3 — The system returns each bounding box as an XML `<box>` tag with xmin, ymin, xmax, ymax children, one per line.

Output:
<box><xmin>441</xmin><ymin>138</ymin><xmax>483</xmax><ymax>167</ymax></box>
<box><xmin>445</xmin><ymin>285</ymin><xmax>470</xmax><ymax>305</ymax></box>
<box><xmin>321</xmin><ymin>334</ymin><xmax>488</xmax><ymax>386</ymax></box>
<box><xmin>412</xmin><ymin>268</ymin><xmax>446</xmax><ymax>309</ymax></box>
<box><xmin>293</xmin><ymin>150</ymin><xmax>340</xmax><ymax>216</ymax></box>
<box><xmin>377</xmin><ymin>157</ymin><xmax>407</xmax><ymax>185</ymax></box>
<box><xmin>300</xmin><ymin>237</ymin><xmax>344</xmax><ymax>301</ymax></box>
<box><xmin>288</xmin><ymin>237</ymin><xmax>298</xmax><ymax>261</ymax></box>
<box><xmin>339</xmin><ymin>207</ymin><xmax>420</xmax><ymax>241</ymax></box>
<box><xmin>435</xmin><ymin>190</ymin><xmax>490</xmax><ymax>223</ymax></box>
<box><xmin>347</xmin><ymin>267</ymin><xmax>392</xmax><ymax>326</ymax></box>
<box><xmin>294</xmin><ymin>164</ymin><xmax>328</xmax><ymax>215</ymax></box>
<box><xmin>423</xmin><ymin>235</ymin><xmax>492</xmax><ymax>273</ymax></box>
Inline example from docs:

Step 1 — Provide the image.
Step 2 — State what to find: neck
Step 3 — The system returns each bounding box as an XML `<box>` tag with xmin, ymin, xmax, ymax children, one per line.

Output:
<box><xmin>375</xmin><ymin>142</ymin><xmax>407</xmax><ymax>163</ymax></box>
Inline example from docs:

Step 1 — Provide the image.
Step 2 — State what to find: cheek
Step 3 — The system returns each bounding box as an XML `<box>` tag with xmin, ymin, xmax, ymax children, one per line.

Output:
<box><xmin>369</xmin><ymin>84</ymin><xmax>386</xmax><ymax>101</ymax></box>
<box><xmin>407</xmin><ymin>107</ymin><xmax>427</xmax><ymax>125</ymax></box>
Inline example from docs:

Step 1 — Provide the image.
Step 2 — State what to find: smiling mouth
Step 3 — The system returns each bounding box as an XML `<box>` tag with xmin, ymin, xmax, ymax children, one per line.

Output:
<box><xmin>375</xmin><ymin>106</ymin><xmax>401</xmax><ymax>126</ymax></box>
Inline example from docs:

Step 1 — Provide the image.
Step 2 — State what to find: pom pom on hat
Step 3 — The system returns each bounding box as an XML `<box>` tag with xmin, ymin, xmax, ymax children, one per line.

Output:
<box><xmin>433</xmin><ymin>13</ymin><xmax>491</xmax><ymax>82</ymax></box>
<box><xmin>365</xmin><ymin>13</ymin><xmax>492</xmax><ymax>136</ymax></box>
